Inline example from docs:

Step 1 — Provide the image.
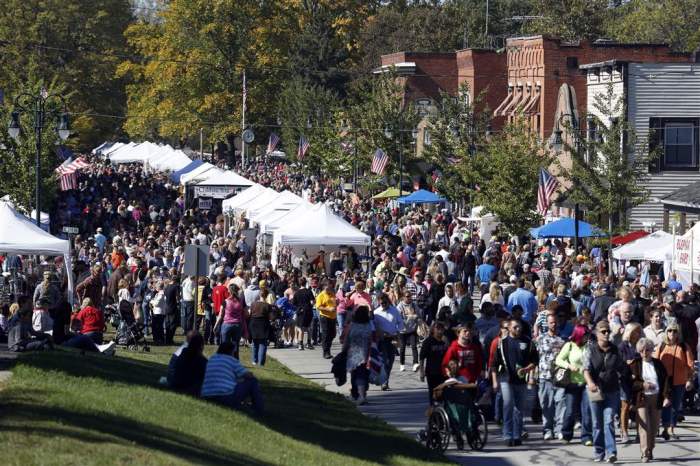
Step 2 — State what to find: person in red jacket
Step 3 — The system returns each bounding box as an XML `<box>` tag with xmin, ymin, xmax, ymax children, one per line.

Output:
<box><xmin>441</xmin><ymin>322</ymin><xmax>484</xmax><ymax>383</ymax></box>
<box><xmin>71</xmin><ymin>297</ymin><xmax>106</xmax><ymax>344</ymax></box>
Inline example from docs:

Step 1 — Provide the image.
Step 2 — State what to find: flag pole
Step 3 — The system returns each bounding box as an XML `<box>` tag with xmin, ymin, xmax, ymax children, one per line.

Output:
<box><xmin>241</xmin><ymin>69</ymin><xmax>246</xmax><ymax>170</ymax></box>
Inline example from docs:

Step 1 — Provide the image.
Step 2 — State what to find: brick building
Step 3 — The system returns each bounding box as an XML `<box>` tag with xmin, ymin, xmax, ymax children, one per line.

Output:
<box><xmin>496</xmin><ymin>35</ymin><xmax>690</xmax><ymax>141</ymax></box>
<box><xmin>377</xmin><ymin>50</ymin><xmax>507</xmax><ymax>152</ymax></box>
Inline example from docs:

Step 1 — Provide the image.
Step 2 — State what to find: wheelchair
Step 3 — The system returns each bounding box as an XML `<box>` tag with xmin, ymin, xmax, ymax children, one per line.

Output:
<box><xmin>425</xmin><ymin>385</ymin><xmax>488</xmax><ymax>452</ymax></box>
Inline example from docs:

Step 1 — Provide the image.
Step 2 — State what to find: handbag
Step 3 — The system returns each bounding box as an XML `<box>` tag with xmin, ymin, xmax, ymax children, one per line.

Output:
<box><xmin>416</xmin><ymin>320</ymin><xmax>430</xmax><ymax>339</ymax></box>
<box><xmin>551</xmin><ymin>342</ymin><xmax>572</xmax><ymax>388</ymax></box>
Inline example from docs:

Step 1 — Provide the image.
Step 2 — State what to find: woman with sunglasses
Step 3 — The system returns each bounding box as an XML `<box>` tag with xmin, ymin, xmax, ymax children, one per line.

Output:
<box><xmin>630</xmin><ymin>338</ymin><xmax>670</xmax><ymax>463</ymax></box>
<box><xmin>654</xmin><ymin>322</ymin><xmax>695</xmax><ymax>440</ymax></box>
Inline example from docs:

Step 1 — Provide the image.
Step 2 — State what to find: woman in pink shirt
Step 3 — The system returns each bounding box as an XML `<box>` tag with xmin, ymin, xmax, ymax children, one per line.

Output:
<box><xmin>214</xmin><ymin>283</ymin><xmax>247</xmax><ymax>359</ymax></box>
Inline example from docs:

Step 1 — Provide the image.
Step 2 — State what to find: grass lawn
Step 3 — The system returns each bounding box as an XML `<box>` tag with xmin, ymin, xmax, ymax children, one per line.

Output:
<box><xmin>0</xmin><ymin>341</ymin><xmax>449</xmax><ymax>466</ymax></box>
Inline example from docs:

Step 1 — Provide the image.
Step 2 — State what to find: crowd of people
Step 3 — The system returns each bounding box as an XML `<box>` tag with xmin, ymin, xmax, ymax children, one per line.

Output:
<box><xmin>0</xmin><ymin>153</ymin><xmax>698</xmax><ymax>462</ymax></box>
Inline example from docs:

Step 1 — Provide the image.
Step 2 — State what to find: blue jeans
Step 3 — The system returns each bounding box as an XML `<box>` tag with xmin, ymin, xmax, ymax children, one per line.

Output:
<box><xmin>181</xmin><ymin>301</ymin><xmax>194</xmax><ymax>332</ymax></box>
<box><xmin>221</xmin><ymin>323</ymin><xmax>242</xmax><ymax>358</ymax></box>
<box><xmin>378</xmin><ymin>338</ymin><xmax>396</xmax><ymax>383</ymax></box>
<box><xmin>562</xmin><ymin>384</ymin><xmax>592</xmax><ymax>442</ymax></box>
<box><xmin>141</xmin><ymin>301</ymin><xmax>151</xmax><ymax>334</ymax></box>
<box><xmin>500</xmin><ymin>378</ymin><xmax>527</xmax><ymax>441</ymax></box>
<box><xmin>205</xmin><ymin>378</ymin><xmax>264</xmax><ymax>415</ymax></box>
<box><xmin>494</xmin><ymin>389</ymin><xmax>503</xmax><ymax>422</ymax></box>
<box><xmin>337</xmin><ymin>313</ymin><xmax>346</xmax><ymax>334</ymax></box>
<box><xmin>252</xmin><ymin>338</ymin><xmax>268</xmax><ymax>366</ymax></box>
<box><xmin>662</xmin><ymin>384</ymin><xmax>685</xmax><ymax>428</ymax></box>
<box><xmin>590</xmin><ymin>390</ymin><xmax>619</xmax><ymax>459</ymax></box>
<box><xmin>538</xmin><ymin>380</ymin><xmax>565</xmax><ymax>435</ymax></box>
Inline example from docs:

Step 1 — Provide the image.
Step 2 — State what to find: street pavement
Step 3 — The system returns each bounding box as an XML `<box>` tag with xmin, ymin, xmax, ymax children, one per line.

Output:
<box><xmin>269</xmin><ymin>342</ymin><xmax>700</xmax><ymax>466</ymax></box>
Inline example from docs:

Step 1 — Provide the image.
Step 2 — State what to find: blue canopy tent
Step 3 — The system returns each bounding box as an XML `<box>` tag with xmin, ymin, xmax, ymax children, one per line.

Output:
<box><xmin>171</xmin><ymin>159</ymin><xmax>205</xmax><ymax>184</ymax></box>
<box><xmin>397</xmin><ymin>189</ymin><xmax>446</xmax><ymax>204</ymax></box>
<box><xmin>530</xmin><ymin>218</ymin><xmax>606</xmax><ymax>239</ymax></box>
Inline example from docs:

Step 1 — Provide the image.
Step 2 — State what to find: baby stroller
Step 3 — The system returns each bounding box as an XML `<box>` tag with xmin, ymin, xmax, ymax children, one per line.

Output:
<box><xmin>421</xmin><ymin>381</ymin><xmax>488</xmax><ymax>452</ymax></box>
<box><xmin>115</xmin><ymin>300</ymin><xmax>150</xmax><ymax>352</ymax></box>
<box><xmin>268</xmin><ymin>304</ymin><xmax>285</xmax><ymax>349</ymax></box>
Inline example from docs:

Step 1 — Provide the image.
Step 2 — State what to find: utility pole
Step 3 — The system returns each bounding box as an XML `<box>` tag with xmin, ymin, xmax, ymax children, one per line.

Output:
<box><xmin>199</xmin><ymin>128</ymin><xmax>204</xmax><ymax>160</ymax></box>
<box><xmin>241</xmin><ymin>70</ymin><xmax>247</xmax><ymax>169</ymax></box>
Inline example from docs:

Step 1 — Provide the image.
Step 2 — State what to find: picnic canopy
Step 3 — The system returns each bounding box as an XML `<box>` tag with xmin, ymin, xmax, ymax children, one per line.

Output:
<box><xmin>397</xmin><ymin>189</ymin><xmax>446</xmax><ymax>204</ymax></box>
<box><xmin>529</xmin><ymin>218</ymin><xmax>606</xmax><ymax>239</ymax></box>
<box><xmin>612</xmin><ymin>230</ymin><xmax>672</xmax><ymax>262</ymax></box>
<box><xmin>0</xmin><ymin>200</ymin><xmax>74</xmax><ymax>302</ymax></box>
<box><xmin>195</xmin><ymin>170</ymin><xmax>255</xmax><ymax>187</ymax></box>
<box><xmin>171</xmin><ymin>159</ymin><xmax>206</xmax><ymax>183</ymax></box>
<box><xmin>372</xmin><ymin>187</ymin><xmax>410</xmax><ymax>200</ymax></box>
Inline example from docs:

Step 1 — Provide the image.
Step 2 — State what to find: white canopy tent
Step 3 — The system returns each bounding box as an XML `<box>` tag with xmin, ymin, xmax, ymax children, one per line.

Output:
<box><xmin>271</xmin><ymin>204</ymin><xmax>370</xmax><ymax>268</ymax></box>
<box><xmin>259</xmin><ymin>202</ymin><xmax>317</xmax><ymax>234</ymax></box>
<box><xmin>195</xmin><ymin>170</ymin><xmax>255</xmax><ymax>188</ymax></box>
<box><xmin>221</xmin><ymin>184</ymin><xmax>268</xmax><ymax>213</ymax></box>
<box><xmin>248</xmin><ymin>190</ymin><xmax>303</xmax><ymax>221</ymax></box>
<box><xmin>182</xmin><ymin>166</ymin><xmax>223</xmax><ymax>185</ymax></box>
<box><xmin>237</xmin><ymin>188</ymin><xmax>283</xmax><ymax>217</ymax></box>
<box><xmin>612</xmin><ymin>230</ymin><xmax>673</xmax><ymax>262</ymax></box>
<box><xmin>103</xmin><ymin>142</ymin><xmax>135</xmax><ymax>159</ymax></box>
<box><xmin>110</xmin><ymin>141</ymin><xmax>163</xmax><ymax>164</ymax></box>
<box><xmin>179</xmin><ymin>163</ymin><xmax>215</xmax><ymax>185</ymax></box>
<box><xmin>148</xmin><ymin>148</ymin><xmax>192</xmax><ymax>172</ymax></box>
<box><xmin>0</xmin><ymin>200</ymin><xmax>74</xmax><ymax>303</ymax></box>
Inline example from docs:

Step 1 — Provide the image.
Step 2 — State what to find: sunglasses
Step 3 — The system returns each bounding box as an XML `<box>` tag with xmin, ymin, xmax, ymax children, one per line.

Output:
<box><xmin>599</xmin><ymin>330</ymin><xmax>610</xmax><ymax>335</ymax></box>
<box><xmin>667</xmin><ymin>329</ymin><xmax>678</xmax><ymax>333</ymax></box>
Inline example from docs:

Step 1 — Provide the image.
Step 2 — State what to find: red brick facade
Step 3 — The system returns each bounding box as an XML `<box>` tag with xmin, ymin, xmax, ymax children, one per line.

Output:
<box><xmin>380</xmin><ymin>36</ymin><xmax>689</xmax><ymax>138</ymax></box>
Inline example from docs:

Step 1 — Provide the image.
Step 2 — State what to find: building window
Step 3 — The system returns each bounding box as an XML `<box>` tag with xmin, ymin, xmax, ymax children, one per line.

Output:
<box><xmin>664</xmin><ymin>122</ymin><xmax>696</xmax><ymax>168</ymax></box>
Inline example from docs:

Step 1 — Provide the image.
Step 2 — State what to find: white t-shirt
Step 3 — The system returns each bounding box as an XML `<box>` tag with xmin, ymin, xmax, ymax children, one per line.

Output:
<box><xmin>641</xmin><ymin>360</ymin><xmax>659</xmax><ymax>395</ymax></box>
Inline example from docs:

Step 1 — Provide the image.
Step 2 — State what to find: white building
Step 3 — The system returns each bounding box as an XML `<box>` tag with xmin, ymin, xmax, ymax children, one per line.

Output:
<box><xmin>581</xmin><ymin>60</ymin><xmax>700</xmax><ymax>230</ymax></box>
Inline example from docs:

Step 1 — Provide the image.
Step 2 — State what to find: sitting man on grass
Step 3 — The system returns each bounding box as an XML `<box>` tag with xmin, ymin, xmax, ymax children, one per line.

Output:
<box><xmin>201</xmin><ymin>341</ymin><xmax>264</xmax><ymax>415</ymax></box>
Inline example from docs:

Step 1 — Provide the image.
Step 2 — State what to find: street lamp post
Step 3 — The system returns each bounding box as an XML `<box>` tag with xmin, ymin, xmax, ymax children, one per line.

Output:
<box><xmin>384</xmin><ymin>126</ymin><xmax>417</xmax><ymax>192</ymax></box>
<box><xmin>7</xmin><ymin>89</ymin><xmax>70</xmax><ymax>227</ymax></box>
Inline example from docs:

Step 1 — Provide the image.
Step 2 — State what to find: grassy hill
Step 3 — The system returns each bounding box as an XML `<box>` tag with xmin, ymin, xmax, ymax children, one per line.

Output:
<box><xmin>0</xmin><ymin>343</ymin><xmax>448</xmax><ymax>466</ymax></box>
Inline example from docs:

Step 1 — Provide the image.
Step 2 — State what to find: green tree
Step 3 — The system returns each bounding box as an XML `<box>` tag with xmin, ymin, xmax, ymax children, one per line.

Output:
<box><xmin>525</xmin><ymin>0</ymin><xmax>611</xmax><ymax>42</ymax></box>
<box><xmin>556</xmin><ymin>83</ymin><xmax>656</xmax><ymax>232</ymax></box>
<box><xmin>277</xmin><ymin>77</ymin><xmax>345</xmax><ymax>175</ymax></box>
<box><xmin>348</xmin><ymin>72</ymin><xmax>420</xmax><ymax>190</ymax></box>
<box><xmin>607</xmin><ymin>0</ymin><xmax>700</xmax><ymax>52</ymax></box>
<box><xmin>422</xmin><ymin>82</ymin><xmax>492</xmax><ymax>202</ymax></box>
<box><xmin>0</xmin><ymin>0</ymin><xmax>133</xmax><ymax>150</ymax></box>
<box><xmin>472</xmin><ymin>120</ymin><xmax>551</xmax><ymax>236</ymax></box>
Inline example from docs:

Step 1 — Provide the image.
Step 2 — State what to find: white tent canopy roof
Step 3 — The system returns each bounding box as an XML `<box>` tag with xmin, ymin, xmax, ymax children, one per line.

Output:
<box><xmin>613</xmin><ymin>230</ymin><xmax>673</xmax><ymax>262</ymax></box>
<box><xmin>180</xmin><ymin>163</ymin><xmax>216</xmax><ymax>184</ymax></box>
<box><xmin>0</xmin><ymin>200</ymin><xmax>74</xmax><ymax>302</ymax></box>
<box><xmin>110</xmin><ymin>141</ymin><xmax>163</xmax><ymax>163</ymax></box>
<box><xmin>149</xmin><ymin>148</ymin><xmax>192</xmax><ymax>171</ymax></box>
<box><xmin>260</xmin><ymin>202</ymin><xmax>317</xmax><ymax>234</ymax></box>
<box><xmin>249</xmin><ymin>191</ymin><xmax>305</xmax><ymax>224</ymax></box>
<box><xmin>104</xmin><ymin>142</ymin><xmax>136</xmax><ymax>159</ymax></box>
<box><xmin>273</xmin><ymin>204</ymin><xmax>371</xmax><ymax>246</ymax></box>
<box><xmin>221</xmin><ymin>184</ymin><xmax>268</xmax><ymax>213</ymax></box>
<box><xmin>196</xmin><ymin>170</ymin><xmax>255</xmax><ymax>187</ymax></box>
<box><xmin>238</xmin><ymin>188</ymin><xmax>283</xmax><ymax>216</ymax></box>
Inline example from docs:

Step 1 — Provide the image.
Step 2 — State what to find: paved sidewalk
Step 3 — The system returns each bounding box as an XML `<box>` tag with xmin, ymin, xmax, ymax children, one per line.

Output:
<box><xmin>269</xmin><ymin>342</ymin><xmax>700</xmax><ymax>466</ymax></box>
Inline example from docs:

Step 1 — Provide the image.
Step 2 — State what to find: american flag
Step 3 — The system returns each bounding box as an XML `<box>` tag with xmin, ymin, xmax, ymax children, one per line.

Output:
<box><xmin>267</xmin><ymin>132</ymin><xmax>280</xmax><ymax>154</ymax></box>
<box><xmin>537</xmin><ymin>168</ymin><xmax>559</xmax><ymax>216</ymax></box>
<box><xmin>370</xmin><ymin>148</ymin><xmax>389</xmax><ymax>175</ymax></box>
<box><xmin>297</xmin><ymin>135</ymin><xmax>309</xmax><ymax>160</ymax></box>
<box><xmin>55</xmin><ymin>157</ymin><xmax>89</xmax><ymax>191</ymax></box>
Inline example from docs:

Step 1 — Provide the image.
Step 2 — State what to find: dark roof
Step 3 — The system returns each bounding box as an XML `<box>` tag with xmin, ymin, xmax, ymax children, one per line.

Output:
<box><xmin>661</xmin><ymin>180</ymin><xmax>700</xmax><ymax>209</ymax></box>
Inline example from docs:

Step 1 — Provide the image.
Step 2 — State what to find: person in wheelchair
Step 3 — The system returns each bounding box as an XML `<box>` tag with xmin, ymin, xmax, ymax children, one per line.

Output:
<box><xmin>432</xmin><ymin>359</ymin><xmax>479</xmax><ymax>450</ymax></box>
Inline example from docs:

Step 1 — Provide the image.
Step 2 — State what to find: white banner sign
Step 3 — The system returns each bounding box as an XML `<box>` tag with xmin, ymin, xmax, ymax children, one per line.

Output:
<box><xmin>194</xmin><ymin>185</ymin><xmax>238</xmax><ymax>199</ymax></box>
